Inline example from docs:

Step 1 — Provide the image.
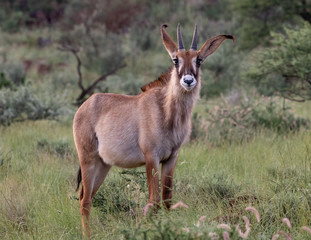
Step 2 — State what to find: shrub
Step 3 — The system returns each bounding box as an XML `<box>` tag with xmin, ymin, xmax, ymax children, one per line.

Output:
<box><xmin>0</xmin><ymin>0</ymin><xmax>67</xmax><ymax>31</ymax></box>
<box><xmin>37</xmin><ymin>138</ymin><xmax>73</xmax><ymax>157</ymax></box>
<box><xmin>230</xmin><ymin>0</ymin><xmax>311</xmax><ymax>50</ymax></box>
<box><xmin>194</xmin><ymin>92</ymin><xmax>309</xmax><ymax>145</ymax></box>
<box><xmin>0</xmin><ymin>61</ymin><xmax>26</xmax><ymax>88</ymax></box>
<box><xmin>200</xmin><ymin>45</ymin><xmax>241</xmax><ymax>99</ymax></box>
<box><xmin>0</xmin><ymin>86</ymin><xmax>70</xmax><ymax>126</ymax></box>
<box><xmin>246</xmin><ymin>22</ymin><xmax>311</xmax><ymax>101</ymax></box>
<box><xmin>121</xmin><ymin>216</ymin><xmax>193</xmax><ymax>240</ymax></box>
<box><xmin>93</xmin><ymin>169</ymin><xmax>147</xmax><ymax>216</ymax></box>
<box><xmin>1</xmin><ymin>11</ymin><xmax>26</xmax><ymax>33</ymax></box>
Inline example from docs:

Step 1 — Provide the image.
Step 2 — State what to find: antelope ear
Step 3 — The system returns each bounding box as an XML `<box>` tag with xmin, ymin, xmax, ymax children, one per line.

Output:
<box><xmin>161</xmin><ymin>24</ymin><xmax>178</xmax><ymax>60</ymax></box>
<box><xmin>198</xmin><ymin>35</ymin><xmax>235</xmax><ymax>63</ymax></box>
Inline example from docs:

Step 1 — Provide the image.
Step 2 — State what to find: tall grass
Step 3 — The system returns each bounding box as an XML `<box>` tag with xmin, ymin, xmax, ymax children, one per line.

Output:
<box><xmin>0</xmin><ymin>120</ymin><xmax>311</xmax><ymax>239</ymax></box>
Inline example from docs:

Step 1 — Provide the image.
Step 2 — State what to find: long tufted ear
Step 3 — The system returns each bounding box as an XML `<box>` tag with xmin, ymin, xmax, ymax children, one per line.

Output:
<box><xmin>198</xmin><ymin>35</ymin><xmax>235</xmax><ymax>63</ymax></box>
<box><xmin>161</xmin><ymin>24</ymin><xmax>178</xmax><ymax>60</ymax></box>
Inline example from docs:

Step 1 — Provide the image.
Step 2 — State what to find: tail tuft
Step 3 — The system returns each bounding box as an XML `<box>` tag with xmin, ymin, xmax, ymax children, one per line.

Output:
<box><xmin>76</xmin><ymin>167</ymin><xmax>82</xmax><ymax>192</ymax></box>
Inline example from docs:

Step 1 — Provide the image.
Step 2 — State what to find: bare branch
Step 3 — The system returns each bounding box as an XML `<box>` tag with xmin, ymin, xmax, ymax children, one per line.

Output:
<box><xmin>76</xmin><ymin>63</ymin><xmax>126</xmax><ymax>104</ymax></box>
<box><xmin>57</xmin><ymin>45</ymin><xmax>85</xmax><ymax>92</ymax></box>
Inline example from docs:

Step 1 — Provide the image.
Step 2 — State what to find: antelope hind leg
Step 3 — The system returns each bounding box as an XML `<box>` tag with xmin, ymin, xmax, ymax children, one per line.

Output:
<box><xmin>79</xmin><ymin>158</ymin><xmax>111</xmax><ymax>238</ymax></box>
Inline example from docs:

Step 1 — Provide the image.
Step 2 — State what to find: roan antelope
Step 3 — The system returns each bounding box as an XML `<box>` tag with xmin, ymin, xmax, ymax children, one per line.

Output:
<box><xmin>74</xmin><ymin>24</ymin><xmax>234</xmax><ymax>236</ymax></box>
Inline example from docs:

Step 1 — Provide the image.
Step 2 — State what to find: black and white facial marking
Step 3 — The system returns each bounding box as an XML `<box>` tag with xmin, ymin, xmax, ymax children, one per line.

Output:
<box><xmin>173</xmin><ymin>51</ymin><xmax>200</xmax><ymax>91</ymax></box>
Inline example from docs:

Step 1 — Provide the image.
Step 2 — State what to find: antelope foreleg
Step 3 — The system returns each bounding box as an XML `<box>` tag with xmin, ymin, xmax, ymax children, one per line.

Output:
<box><xmin>144</xmin><ymin>156</ymin><xmax>160</xmax><ymax>215</ymax></box>
<box><xmin>161</xmin><ymin>153</ymin><xmax>178</xmax><ymax>209</ymax></box>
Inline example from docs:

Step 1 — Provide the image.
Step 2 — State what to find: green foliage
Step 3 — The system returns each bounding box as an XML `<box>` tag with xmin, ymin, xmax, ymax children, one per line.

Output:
<box><xmin>93</xmin><ymin>169</ymin><xmax>147</xmax><ymax>215</ymax></box>
<box><xmin>1</xmin><ymin>1</ymin><xmax>311</xmax><ymax>239</ymax></box>
<box><xmin>231</xmin><ymin>0</ymin><xmax>311</xmax><ymax>49</ymax></box>
<box><xmin>199</xmin><ymin>93</ymin><xmax>310</xmax><ymax>145</ymax></box>
<box><xmin>0</xmin><ymin>0</ymin><xmax>68</xmax><ymax>31</ymax></box>
<box><xmin>1</xmin><ymin>121</ymin><xmax>311</xmax><ymax>239</ymax></box>
<box><xmin>37</xmin><ymin>138</ymin><xmax>74</xmax><ymax>157</ymax></box>
<box><xmin>58</xmin><ymin>2</ymin><xmax>128</xmax><ymax>102</ymax></box>
<box><xmin>200</xmin><ymin>45</ymin><xmax>241</xmax><ymax>98</ymax></box>
<box><xmin>0</xmin><ymin>11</ymin><xmax>26</xmax><ymax>33</ymax></box>
<box><xmin>260</xmin><ymin>167</ymin><xmax>311</xmax><ymax>228</ymax></box>
<box><xmin>121</xmin><ymin>216</ymin><xmax>193</xmax><ymax>240</ymax></box>
<box><xmin>0</xmin><ymin>86</ymin><xmax>70</xmax><ymax>125</ymax></box>
<box><xmin>0</xmin><ymin>73</ymin><xmax>11</xmax><ymax>89</ymax></box>
<box><xmin>246</xmin><ymin>22</ymin><xmax>311</xmax><ymax>101</ymax></box>
<box><xmin>0</xmin><ymin>61</ymin><xmax>25</xmax><ymax>88</ymax></box>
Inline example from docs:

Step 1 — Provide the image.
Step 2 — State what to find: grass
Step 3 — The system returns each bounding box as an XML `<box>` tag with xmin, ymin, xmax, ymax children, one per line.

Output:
<box><xmin>1</xmin><ymin>26</ymin><xmax>311</xmax><ymax>240</ymax></box>
<box><xmin>0</xmin><ymin>119</ymin><xmax>311</xmax><ymax>239</ymax></box>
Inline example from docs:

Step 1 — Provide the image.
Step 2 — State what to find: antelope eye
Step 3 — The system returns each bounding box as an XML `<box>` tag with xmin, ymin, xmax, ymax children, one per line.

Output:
<box><xmin>196</xmin><ymin>58</ymin><xmax>202</xmax><ymax>66</ymax></box>
<box><xmin>173</xmin><ymin>58</ymin><xmax>178</xmax><ymax>65</ymax></box>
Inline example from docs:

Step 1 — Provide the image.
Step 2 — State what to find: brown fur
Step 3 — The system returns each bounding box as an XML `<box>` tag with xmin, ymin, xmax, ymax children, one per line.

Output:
<box><xmin>73</xmin><ymin>24</ymin><xmax>234</xmax><ymax>238</ymax></box>
<box><xmin>141</xmin><ymin>68</ymin><xmax>172</xmax><ymax>92</ymax></box>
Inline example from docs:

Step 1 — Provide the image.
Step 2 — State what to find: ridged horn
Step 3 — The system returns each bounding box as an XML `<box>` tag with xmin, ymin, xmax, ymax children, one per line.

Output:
<box><xmin>177</xmin><ymin>23</ymin><xmax>184</xmax><ymax>50</ymax></box>
<box><xmin>190</xmin><ymin>24</ymin><xmax>198</xmax><ymax>50</ymax></box>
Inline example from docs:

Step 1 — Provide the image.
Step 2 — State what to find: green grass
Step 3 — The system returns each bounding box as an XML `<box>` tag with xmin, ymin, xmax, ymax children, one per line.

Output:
<box><xmin>1</xmin><ymin>120</ymin><xmax>311</xmax><ymax>239</ymax></box>
<box><xmin>1</xmin><ymin>25</ymin><xmax>311</xmax><ymax>240</ymax></box>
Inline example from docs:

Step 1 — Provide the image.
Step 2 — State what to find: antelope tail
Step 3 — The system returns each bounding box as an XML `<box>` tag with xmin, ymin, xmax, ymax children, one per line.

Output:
<box><xmin>76</xmin><ymin>166</ymin><xmax>82</xmax><ymax>192</ymax></box>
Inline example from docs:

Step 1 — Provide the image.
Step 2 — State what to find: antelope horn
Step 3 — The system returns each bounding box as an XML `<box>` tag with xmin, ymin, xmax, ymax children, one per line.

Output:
<box><xmin>177</xmin><ymin>23</ymin><xmax>184</xmax><ymax>50</ymax></box>
<box><xmin>190</xmin><ymin>24</ymin><xmax>198</xmax><ymax>50</ymax></box>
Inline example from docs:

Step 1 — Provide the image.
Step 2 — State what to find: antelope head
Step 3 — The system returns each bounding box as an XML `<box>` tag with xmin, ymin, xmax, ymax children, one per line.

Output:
<box><xmin>161</xmin><ymin>24</ymin><xmax>235</xmax><ymax>91</ymax></box>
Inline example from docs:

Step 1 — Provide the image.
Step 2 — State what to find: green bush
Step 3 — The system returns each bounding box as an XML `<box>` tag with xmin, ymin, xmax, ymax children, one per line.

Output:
<box><xmin>0</xmin><ymin>61</ymin><xmax>25</xmax><ymax>88</ymax></box>
<box><xmin>230</xmin><ymin>0</ymin><xmax>311</xmax><ymax>50</ymax></box>
<box><xmin>1</xmin><ymin>11</ymin><xmax>26</xmax><ymax>33</ymax></box>
<box><xmin>200</xmin><ymin>45</ymin><xmax>241</xmax><ymax>99</ymax></box>
<box><xmin>246</xmin><ymin>22</ymin><xmax>311</xmax><ymax>101</ymax></box>
<box><xmin>93</xmin><ymin>169</ymin><xmax>147</xmax><ymax>216</ymax></box>
<box><xmin>194</xmin><ymin>93</ymin><xmax>310</xmax><ymax>145</ymax></box>
<box><xmin>37</xmin><ymin>138</ymin><xmax>73</xmax><ymax>157</ymax></box>
<box><xmin>0</xmin><ymin>86</ymin><xmax>70</xmax><ymax>125</ymax></box>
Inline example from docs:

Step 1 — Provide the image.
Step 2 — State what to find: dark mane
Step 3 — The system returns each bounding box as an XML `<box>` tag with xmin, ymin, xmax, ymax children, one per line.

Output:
<box><xmin>141</xmin><ymin>67</ymin><xmax>172</xmax><ymax>92</ymax></box>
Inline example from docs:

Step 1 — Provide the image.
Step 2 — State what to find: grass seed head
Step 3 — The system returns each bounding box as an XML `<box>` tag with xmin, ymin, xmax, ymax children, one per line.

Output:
<box><xmin>171</xmin><ymin>201</ymin><xmax>189</xmax><ymax>209</ymax></box>
<box><xmin>302</xmin><ymin>226</ymin><xmax>311</xmax><ymax>234</ymax></box>
<box><xmin>235</xmin><ymin>216</ymin><xmax>251</xmax><ymax>239</ymax></box>
<box><xmin>223</xmin><ymin>231</ymin><xmax>230</xmax><ymax>240</ymax></box>
<box><xmin>245</xmin><ymin>206</ymin><xmax>260</xmax><ymax>223</ymax></box>
<box><xmin>282</xmin><ymin>218</ymin><xmax>292</xmax><ymax>229</ymax></box>
<box><xmin>217</xmin><ymin>223</ymin><xmax>231</xmax><ymax>231</ymax></box>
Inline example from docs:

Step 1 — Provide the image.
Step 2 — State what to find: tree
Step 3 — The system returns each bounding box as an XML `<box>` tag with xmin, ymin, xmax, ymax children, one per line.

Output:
<box><xmin>231</xmin><ymin>0</ymin><xmax>311</xmax><ymax>50</ymax></box>
<box><xmin>246</xmin><ymin>22</ymin><xmax>311</xmax><ymax>102</ymax></box>
<box><xmin>58</xmin><ymin>0</ymin><xmax>133</xmax><ymax>104</ymax></box>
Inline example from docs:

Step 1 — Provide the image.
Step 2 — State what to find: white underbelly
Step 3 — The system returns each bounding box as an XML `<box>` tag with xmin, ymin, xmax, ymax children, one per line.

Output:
<box><xmin>98</xmin><ymin>140</ymin><xmax>145</xmax><ymax>168</ymax></box>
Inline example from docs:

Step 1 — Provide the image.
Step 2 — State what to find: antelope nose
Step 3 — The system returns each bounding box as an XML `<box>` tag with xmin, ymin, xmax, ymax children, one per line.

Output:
<box><xmin>184</xmin><ymin>78</ymin><xmax>193</xmax><ymax>86</ymax></box>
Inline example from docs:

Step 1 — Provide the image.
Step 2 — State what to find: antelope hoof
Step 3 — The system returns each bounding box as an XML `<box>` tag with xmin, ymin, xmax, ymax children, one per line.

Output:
<box><xmin>143</xmin><ymin>203</ymin><xmax>154</xmax><ymax>216</ymax></box>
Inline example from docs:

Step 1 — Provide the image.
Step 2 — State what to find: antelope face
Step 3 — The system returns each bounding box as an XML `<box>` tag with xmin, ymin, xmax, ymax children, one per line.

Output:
<box><xmin>161</xmin><ymin>24</ymin><xmax>235</xmax><ymax>91</ymax></box>
<box><xmin>173</xmin><ymin>50</ymin><xmax>199</xmax><ymax>91</ymax></box>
